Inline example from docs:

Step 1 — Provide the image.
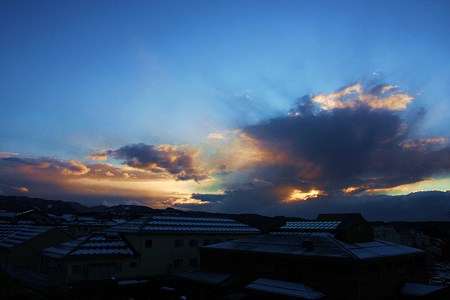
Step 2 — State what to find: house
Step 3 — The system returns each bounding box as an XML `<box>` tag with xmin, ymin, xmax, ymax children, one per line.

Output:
<box><xmin>0</xmin><ymin>223</ymin><xmax>73</xmax><ymax>276</ymax></box>
<box><xmin>67</xmin><ymin>216</ymin><xmax>107</xmax><ymax>237</ymax></box>
<box><xmin>40</xmin><ymin>232</ymin><xmax>139</xmax><ymax>287</ymax></box>
<box><xmin>187</xmin><ymin>214</ymin><xmax>429</xmax><ymax>300</ymax></box>
<box><xmin>109</xmin><ymin>215</ymin><xmax>260</xmax><ymax>278</ymax></box>
<box><xmin>15</xmin><ymin>209</ymin><xmax>59</xmax><ymax>225</ymax></box>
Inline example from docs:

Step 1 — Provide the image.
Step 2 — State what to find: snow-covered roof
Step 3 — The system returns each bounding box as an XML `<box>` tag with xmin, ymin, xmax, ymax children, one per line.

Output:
<box><xmin>246</xmin><ymin>278</ymin><xmax>325</xmax><ymax>299</ymax></box>
<box><xmin>41</xmin><ymin>232</ymin><xmax>136</xmax><ymax>259</ymax></box>
<box><xmin>282</xmin><ymin>221</ymin><xmax>341</xmax><ymax>231</ymax></box>
<box><xmin>0</xmin><ymin>224</ymin><xmax>53</xmax><ymax>249</ymax></box>
<box><xmin>204</xmin><ymin>232</ymin><xmax>424</xmax><ymax>261</ymax></box>
<box><xmin>109</xmin><ymin>215</ymin><xmax>259</xmax><ymax>235</ymax></box>
<box><xmin>400</xmin><ymin>282</ymin><xmax>445</xmax><ymax>296</ymax></box>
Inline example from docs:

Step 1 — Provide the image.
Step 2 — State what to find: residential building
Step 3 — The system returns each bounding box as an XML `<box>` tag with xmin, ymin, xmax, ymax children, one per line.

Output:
<box><xmin>186</xmin><ymin>214</ymin><xmax>429</xmax><ymax>300</ymax></box>
<box><xmin>0</xmin><ymin>224</ymin><xmax>73</xmax><ymax>274</ymax></box>
<box><xmin>40</xmin><ymin>232</ymin><xmax>139</xmax><ymax>287</ymax></box>
<box><xmin>109</xmin><ymin>215</ymin><xmax>259</xmax><ymax>277</ymax></box>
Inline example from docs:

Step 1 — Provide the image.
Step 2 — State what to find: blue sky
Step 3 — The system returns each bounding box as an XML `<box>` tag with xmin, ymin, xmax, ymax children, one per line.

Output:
<box><xmin>1</xmin><ymin>0</ymin><xmax>449</xmax><ymax>220</ymax></box>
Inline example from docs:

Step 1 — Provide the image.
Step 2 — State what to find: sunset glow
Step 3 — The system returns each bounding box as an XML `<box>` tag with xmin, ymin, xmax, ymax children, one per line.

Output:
<box><xmin>1</xmin><ymin>1</ymin><xmax>449</xmax><ymax>220</ymax></box>
<box><xmin>286</xmin><ymin>189</ymin><xmax>323</xmax><ymax>202</ymax></box>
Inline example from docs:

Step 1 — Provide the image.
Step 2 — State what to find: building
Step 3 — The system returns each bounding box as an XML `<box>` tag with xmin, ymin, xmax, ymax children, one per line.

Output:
<box><xmin>373</xmin><ymin>225</ymin><xmax>402</xmax><ymax>244</ymax></box>
<box><xmin>40</xmin><ymin>232</ymin><xmax>139</xmax><ymax>287</ymax></box>
<box><xmin>187</xmin><ymin>214</ymin><xmax>429</xmax><ymax>300</ymax></box>
<box><xmin>109</xmin><ymin>215</ymin><xmax>259</xmax><ymax>278</ymax></box>
<box><xmin>0</xmin><ymin>223</ymin><xmax>73</xmax><ymax>289</ymax></box>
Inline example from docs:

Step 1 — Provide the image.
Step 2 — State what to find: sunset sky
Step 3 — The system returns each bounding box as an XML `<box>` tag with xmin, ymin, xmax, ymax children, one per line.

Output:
<box><xmin>1</xmin><ymin>0</ymin><xmax>449</xmax><ymax>221</ymax></box>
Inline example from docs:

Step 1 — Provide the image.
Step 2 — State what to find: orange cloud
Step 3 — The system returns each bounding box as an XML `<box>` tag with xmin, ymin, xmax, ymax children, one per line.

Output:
<box><xmin>312</xmin><ymin>83</ymin><xmax>413</xmax><ymax>111</ymax></box>
<box><xmin>401</xmin><ymin>138</ymin><xmax>447</xmax><ymax>149</ymax></box>
<box><xmin>284</xmin><ymin>189</ymin><xmax>324</xmax><ymax>202</ymax></box>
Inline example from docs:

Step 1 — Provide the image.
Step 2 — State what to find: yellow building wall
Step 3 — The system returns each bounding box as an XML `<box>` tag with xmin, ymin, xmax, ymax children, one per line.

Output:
<box><xmin>124</xmin><ymin>233</ymin><xmax>256</xmax><ymax>278</ymax></box>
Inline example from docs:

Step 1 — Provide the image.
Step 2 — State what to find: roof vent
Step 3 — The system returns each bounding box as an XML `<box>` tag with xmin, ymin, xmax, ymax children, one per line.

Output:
<box><xmin>302</xmin><ymin>239</ymin><xmax>313</xmax><ymax>250</ymax></box>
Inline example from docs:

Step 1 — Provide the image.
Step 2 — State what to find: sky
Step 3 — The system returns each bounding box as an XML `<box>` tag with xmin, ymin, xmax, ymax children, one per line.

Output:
<box><xmin>1</xmin><ymin>0</ymin><xmax>450</xmax><ymax>221</ymax></box>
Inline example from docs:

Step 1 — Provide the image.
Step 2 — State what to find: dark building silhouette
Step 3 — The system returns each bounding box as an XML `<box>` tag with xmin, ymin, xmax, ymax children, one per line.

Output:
<box><xmin>179</xmin><ymin>214</ymin><xmax>431</xmax><ymax>300</ymax></box>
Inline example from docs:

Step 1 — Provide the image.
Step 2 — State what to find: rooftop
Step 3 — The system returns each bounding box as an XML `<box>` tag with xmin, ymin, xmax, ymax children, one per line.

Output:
<box><xmin>109</xmin><ymin>215</ymin><xmax>260</xmax><ymax>235</ymax></box>
<box><xmin>246</xmin><ymin>278</ymin><xmax>325</xmax><ymax>299</ymax></box>
<box><xmin>0</xmin><ymin>224</ymin><xmax>54</xmax><ymax>249</ymax></box>
<box><xmin>203</xmin><ymin>232</ymin><xmax>424</xmax><ymax>261</ymax></box>
<box><xmin>41</xmin><ymin>232</ymin><xmax>136</xmax><ymax>259</ymax></box>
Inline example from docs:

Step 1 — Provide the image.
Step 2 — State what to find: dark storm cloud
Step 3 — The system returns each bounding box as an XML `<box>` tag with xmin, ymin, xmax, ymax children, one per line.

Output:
<box><xmin>189</xmin><ymin>83</ymin><xmax>450</xmax><ymax>219</ymax></box>
<box><xmin>93</xmin><ymin>143</ymin><xmax>208</xmax><ymax>182</ymax></box>
<box><xmin>243</xmin><ymin>103</ymin><xmax>450</xmax><ymax>193</ymax></box>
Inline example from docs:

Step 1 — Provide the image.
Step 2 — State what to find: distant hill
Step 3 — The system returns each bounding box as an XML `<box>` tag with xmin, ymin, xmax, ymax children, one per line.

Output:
<box><xmin>0</xmin><ymin>196</ymin><xmax>87</xmax><ymax>214</ymax></box>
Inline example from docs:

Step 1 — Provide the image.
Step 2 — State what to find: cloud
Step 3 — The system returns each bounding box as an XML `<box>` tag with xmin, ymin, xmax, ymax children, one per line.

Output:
<box><xmin>401</xmin><ymin>137</ymin><xmax>447</xmax><ymax>149</ymax></box>
<box><xmin>190</xmin><ymin>82</ymin><xmax>450</xmax><ymax>217</ymax></box>
<box><xmin>312</xmin><ymin>83</ymin><xmax>413</xmax><ymax>111</ymax></box>
<box><xmin>0</xmin><ymin>152</ymin><xmax>19</xmax><ymax>158</ymax></box>
<box><xmin>90</xmin><ymin>143</ymin><xmax>209</xmax><ymax>182</ymax></box>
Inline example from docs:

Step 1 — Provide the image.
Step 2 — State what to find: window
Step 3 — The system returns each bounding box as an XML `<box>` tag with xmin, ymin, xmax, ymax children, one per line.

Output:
<box><xmin>174</xmin><ymin>259</ymin><xmax>183</xmax><ymax>268</ymax></box>
<box><xmin>175</xmin><ymin>239</ymin><xmax>184</xmax><ymax>248</ymax></box>
<box><xmin>189</xmin><ymin>258</ymin><xmax>198</xmax><ymax>267</ymax></box>
<box><xmin>145</xmin><ymin>239</ymin><xmax>153</xmax><ymax>248</ymax></box>
<box><xmin>115</xmin><ymin>263</ymin><xmax>122</xmax><ymax>272</ymax></box>
<box><xmin>130</xmin><ymin>261</ymin><xmax>137</xmax><ymax>268</ymax></box>
<box><xmin>189</xmin><ymin>239</ymin><xmax>198</xmax><ymax>247</ymax></box>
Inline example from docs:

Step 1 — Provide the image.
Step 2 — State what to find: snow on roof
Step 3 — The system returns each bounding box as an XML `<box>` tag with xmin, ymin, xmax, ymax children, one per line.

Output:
<box><xmin>204</xmin><ymin>232</ymin><xmax>424</xmax><ymax>260</ymax></box>
<box><xmin>0</xmin><ymin>224</ymin><xmax>53</xmax><ymax>249</ymax></box>
<box><xmin>41</xmin><ymin>232</ymin><xmax>136</xmax><ymax>259</ymax></box>
<box><xmin>282</xmin><ymin>221</ymin><xmax>341</xmax><ymax>231</ymax></box>
<box><xmin>335</xmin><ymin>239</ymin><xmax>424</xmax><ymax>259</ymax></box>
<box><xmin>175</xmin><ymin>270</ymin><xmax>237</xmax><ymax>285</ymax></box>
<box><xmin>400</xmin><ymin>282</ymin><xmax>445</xmax><ymax>296</ymax></box>
<box><xmin>109</xmin><ymin>216</ymin><xmax>259</xmax><ymax>235</ymax></box>
<box><xmin>205</xmin><ymin>232</ymin><xmax>352</xmax><ymax>259</ymax></box>
<box><xmin>246</xmin><ymin>278</ymin><xmax>325</xmax><ymax>299</ymax></box>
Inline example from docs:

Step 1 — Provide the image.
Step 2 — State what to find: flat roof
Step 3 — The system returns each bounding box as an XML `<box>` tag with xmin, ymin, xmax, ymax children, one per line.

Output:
<box><xmin>203</xmin><ymin>232</ymin><xmax>424</xmax><ymax>260</ymax></box>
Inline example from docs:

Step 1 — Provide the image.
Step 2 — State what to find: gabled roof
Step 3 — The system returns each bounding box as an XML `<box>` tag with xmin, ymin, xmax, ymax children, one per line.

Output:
<box><xmin>0</xmin><ymin>224</ymin><xmax>54</xmax><ymax>249</ymax></box>
<box><xmin>41</xmin><ymin>232</ymin><xmax>136</xmax><ymax>260</ymax></box>
<box><xmin>203</xmin><ymin>232</ymin><xmax>424</xmax><ymax>261</ymax></box>
<box><xmin>109</xmin><ymin>215</ymin><xmax>260</xmax><ymax>234</ymax></box>
<box><xmin>246</xmin><ymin>278</ymin><xmax>325</xmax><ymax>299</ymax></box>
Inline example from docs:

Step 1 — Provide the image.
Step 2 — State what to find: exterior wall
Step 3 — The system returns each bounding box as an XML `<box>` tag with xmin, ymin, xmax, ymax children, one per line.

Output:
<box><xmin>68</xmin><ymin>224</ymin><xmax>105</xmax><ymax>237</ymax></box>
<box><xmin>41</xmin><ymin>256</ymin><xmax>140</xmax><ymax>285</ymax></box>
<box><xmin>124</xmin><ymin>233</ymin><xmax>255</xmax><ymax>278</ymax></box>
<box><xmin>5</xmin><ymin>229</ymin><xmax>72</xmax><ymax>271</ymax></box>
<box><xmin>200</xmin><ymin>249</ymin><xmax>428</xmax><ymax>300</ymax></box>
<box><xmin>374</xmin><ymin>226</ymin><xmax>402</xmax><ymax>244</ymax></box>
